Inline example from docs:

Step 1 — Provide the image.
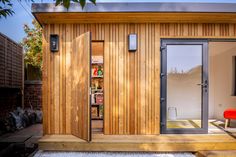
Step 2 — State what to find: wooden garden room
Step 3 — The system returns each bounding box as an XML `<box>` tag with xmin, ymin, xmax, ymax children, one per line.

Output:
<box><xmin>32</xmin><ymin>2</ymin><xmax>236</xmax><ymax>152</ymax></box>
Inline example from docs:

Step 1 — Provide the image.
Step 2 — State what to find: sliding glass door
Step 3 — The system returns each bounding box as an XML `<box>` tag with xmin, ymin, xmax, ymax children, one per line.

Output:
<box><xmin>161</xmin><ymin>40</ymin><xmax>208</xmax><ymax>134</ymax></box>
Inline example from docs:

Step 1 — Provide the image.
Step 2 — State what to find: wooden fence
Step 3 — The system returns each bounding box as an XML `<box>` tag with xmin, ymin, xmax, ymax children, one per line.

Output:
<box><xmin>0</xmin><ymin>32</ymin><xmax>23</xmax><ymax>89</ymax></box>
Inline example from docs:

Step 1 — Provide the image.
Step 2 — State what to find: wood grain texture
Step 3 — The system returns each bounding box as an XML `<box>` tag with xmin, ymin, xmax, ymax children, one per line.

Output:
<box><xmin>197</xmin><ymin>150</ymin><xmax>236</xmax><ymax>157</ymax></box>
<box><xmin>42</xmin><ymin>23</ymin><xmax>236</xmax><ymax>136</ymax></box>
<box><xmin>160</xmin><ymin>23</ymin><xmax>236</xmax><ymax>37</ymax></box>
<box><xmin>38</xmin><ymin>134</ymin><xmax>236</xmax><ymax>152</ymax></box>
<box><xmin>103</xmin><ymin>24</ymin><xmax>160</xmax><ymax>135</ymax></box>
<box><xmin>35</xmin><ymin>13</ymin><xmax>236</xmax><ymax>24</ymax></box>
<box><xmin>42</xmin><ymin>23</ymin><xmax>160</xmax><ymax>135</ymax></box>
<box><xmin>0</xmin><ymin>33</ymin><xmax>23</xmax><ymax>89</ymax></box>
<box><xmin>71</xmin><ymin>32</ymin><xmax>91</xmax><ymax>141</ymax></box>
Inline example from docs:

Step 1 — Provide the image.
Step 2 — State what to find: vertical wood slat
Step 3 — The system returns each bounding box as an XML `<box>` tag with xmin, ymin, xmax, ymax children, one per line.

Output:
<box><xmin>145</xmin><ymin>23</ymin><xmax>149</xmax><ymax>134</ymax></box>
<box><xmin>50</xmin><ymin>24</ymin><xmax>54</xmax><ymax>134</ymax></box>
<box><xmin>129</xmin><ymin>24</ymin><xmax>135</xmax><ymax>134</ymax></box>
<box><xmin>104</xmin><ymin>24</ymin><xmax>110</xmax><ymax>134</ymax></box>
<box><xmin>42</xmin><ymin>24</ymin><xmax>48</xmax><ymax>135</ymax></box>
<box><xmin>118</xmin><ymin>24</ymin><xmax>124</xmax><ymax>134</ymax></box>
<box><xmin>123</xmin><ymin>24</ymin><xmax>127</xmax><ymax>134</ymax></box>
<box><xmin>65</xmin><ymin>24</ymin><xmax>72</xmax><ymax>134</ymax></box>
<box><xmin>42</xmin><ymin>22</ymin><xmax>236</xmax><ymax>136</ymax></box>
<box><xmin>103</xmin><ymin>23</ymin><xmax>160</xmax><ymax>134</ymax></box>
<box><xmin>46</xmin><ymin>24</ymin><xmax>51</xmax><ymax>134</ymax></box>
<box><xmin>59</xmin><ymin>24</ymin><xmax>63</xmax><ymax>134</ymax></box>
<box><xmin>155</xmin><ymin>24</ymin><xmax>161</xmax><ymax>134</ymax></box>
<box><xmin>109</xmin><ymin>24</ymin><xmax>113</xmax><ymax>134</ymax></box>
<box><xmin>43</xmin><ymin>23</ymin><xmax>236</xmax><ymax>136</ymax></box>
<box><xmin>115</xmin><ymin>24</ymin><xmax>119</xmax><ymax>134</ymax></box>
<box><xmin>140</xmin><ymin>24</ymin><xmax>146</xmax><ymax>134</ymax></box>
<box><xmin>54</xmin><ymin>24</ymin><xmax>60</xmax><ymax>134</ymax></box>
<box><xmin>112</xmin><ymin>24</ymin><xmax>116</xmax><ymax>134</ymax></box>
<box><xmin>134</xmin><ymin>24</ymin><xmax>138</xmax><ymax>134</ymax></box>
<box><xmin>71</xmin><ymin>32</ymin><xmax>91</xmax><ymax>141</ymax></box>
<box><xmin>159</xmin><ymin>23</ymin><xmax>236</xmax><ymax>37</ymax></box>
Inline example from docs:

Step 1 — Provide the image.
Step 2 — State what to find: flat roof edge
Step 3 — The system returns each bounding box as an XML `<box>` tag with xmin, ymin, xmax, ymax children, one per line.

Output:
<box><xmin>32</xmin><ymin>2</ymin><xmax>236</xmax><ymax>13</ymax></box>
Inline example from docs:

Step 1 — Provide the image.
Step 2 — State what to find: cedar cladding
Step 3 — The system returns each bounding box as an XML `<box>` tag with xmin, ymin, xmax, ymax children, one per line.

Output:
<box><xmin>42</xmin><ymin>23</ymin><xmax>236</xmax><ymax>135</ymax></box>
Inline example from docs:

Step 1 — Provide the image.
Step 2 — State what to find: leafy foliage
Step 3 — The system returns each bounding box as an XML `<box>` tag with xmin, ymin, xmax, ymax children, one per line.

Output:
<box><xmin>0</xmin><ymin>0</ymin><xmax>14</xmax><ymax>18</ymax></box>
<box><xmin>55</xmin><ymin>0</ymin><xmax>96</xmax><ymax>9</ymax></box>
<box><xmin>0</xmin><ymin>0</ymin><xmax>96</xmax><ymax>18</ymax></box>
<box><xmin>21</xmin><ymin>19</ymin><xmax>42</xmax><ymax>69</ymax></box>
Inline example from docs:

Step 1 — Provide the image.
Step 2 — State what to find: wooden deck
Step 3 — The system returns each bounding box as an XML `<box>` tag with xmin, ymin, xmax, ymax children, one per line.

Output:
<box><xmin>39</xmin><ymin>134</ymin><xmax>236</xmax><ymax>152</ymax></box>
<box><xmin>197</xmin><ymin>150</ymin><xmax>236</xmax><ymax>157</ymax></box>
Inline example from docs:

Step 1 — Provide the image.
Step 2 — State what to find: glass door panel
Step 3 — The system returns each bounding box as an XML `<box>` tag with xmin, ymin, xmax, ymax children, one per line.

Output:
<box><xmin>161</xmin><ymin>40</ymin><xmax>208</xmax><ymax>134</ymax></box>
<box><xmin>167</xmin><ymin>45</ymin><xmax>202</xmax><ymax>129</ymax></box>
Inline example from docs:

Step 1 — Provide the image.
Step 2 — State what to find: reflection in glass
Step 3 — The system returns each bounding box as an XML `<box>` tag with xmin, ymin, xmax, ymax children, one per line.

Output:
<box><xmin>166</xmin><ymin>45</ymin><xmax>202</xmax><ymax>129</ymax></box>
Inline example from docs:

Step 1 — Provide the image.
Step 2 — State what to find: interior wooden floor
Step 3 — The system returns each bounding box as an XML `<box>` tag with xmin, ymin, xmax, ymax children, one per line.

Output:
<box><xmin>39</xmin><ymin>133</ymin><xmax>236</xmax><ymax>152</ymax></box>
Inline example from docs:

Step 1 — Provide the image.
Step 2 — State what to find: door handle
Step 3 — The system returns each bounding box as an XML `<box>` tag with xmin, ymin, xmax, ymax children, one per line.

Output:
<box><xmin>197</xmin><ymin>83</ymin><xmax>208</xmax><ymax>88</ymax></box>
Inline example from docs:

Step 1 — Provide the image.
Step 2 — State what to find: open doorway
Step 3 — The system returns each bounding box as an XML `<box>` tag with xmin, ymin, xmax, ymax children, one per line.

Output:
<box><xmin>91</xmin><ymin>41</ymin><xmax>104</xmax><ymax>134</ymax></box>
<box><xmin>208</xmin><ymin>41</ymin><xmax>236</xmax><ymax>135</ymax></box>
<box><xmin>160</xmin><ymin>40</ymin><xmax>236</xmax><ymax>135</ymax></box>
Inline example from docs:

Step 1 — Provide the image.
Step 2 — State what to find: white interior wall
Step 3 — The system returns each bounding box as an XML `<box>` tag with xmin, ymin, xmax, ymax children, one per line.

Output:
<box><xmin>167</xmin><ymin>69</ymin><xmax>202</xmax><ymax>120</ymax></box>
<box><xmin>166</xmin><ymin>42</ymin><xmax>236</xmax><ymax>120</ymax></box>
<box><xmin>209</xmin><ymin>42</ymin><xmax>236</xmax><ymax>120</ymax></box>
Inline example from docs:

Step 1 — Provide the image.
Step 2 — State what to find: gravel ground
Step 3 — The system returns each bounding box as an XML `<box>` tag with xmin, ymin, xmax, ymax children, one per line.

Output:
<box><xmin>34</xmin><ymin>151</ymin><xmax>195</xmax><ymax>157</ymax></box>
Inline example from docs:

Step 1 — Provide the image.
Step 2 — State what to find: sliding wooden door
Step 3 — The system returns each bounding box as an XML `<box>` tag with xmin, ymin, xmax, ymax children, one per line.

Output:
<box><xmin>71</xmin><ymin>32</ymin><xmax>91</xmax><ymax>141</ymax></box>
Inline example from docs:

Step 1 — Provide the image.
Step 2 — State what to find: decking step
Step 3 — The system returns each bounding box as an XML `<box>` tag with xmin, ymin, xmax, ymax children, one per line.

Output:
<box><xmin>197</xmin><ymin>150</ymin><xmax>236</xmax><ymax>157</ymax></box>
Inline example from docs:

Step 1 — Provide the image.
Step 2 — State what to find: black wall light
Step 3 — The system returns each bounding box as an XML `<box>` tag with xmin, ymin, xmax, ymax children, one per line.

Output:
<box><xmin>50</xmin><ymin>34</ymin><xmax>59</xmax><ymax>52</ymax></box>
<box><xmin>128</xmin><ymin>34</ymin><xmax>137</xmax><ymax>52</ymax></box>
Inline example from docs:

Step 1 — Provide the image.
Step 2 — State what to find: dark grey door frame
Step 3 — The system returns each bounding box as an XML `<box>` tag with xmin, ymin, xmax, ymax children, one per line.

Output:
<box><xmin>160</xmin><ymin>39</ymin><xmax>209</xmax><ymax>134</ymax></box>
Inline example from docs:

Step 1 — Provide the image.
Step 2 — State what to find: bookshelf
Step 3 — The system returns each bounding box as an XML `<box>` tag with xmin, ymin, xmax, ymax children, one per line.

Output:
<box><xmin>91</xmin><ymin>56</ymin><xmax>104</xmax><ymax>121</ymax></box>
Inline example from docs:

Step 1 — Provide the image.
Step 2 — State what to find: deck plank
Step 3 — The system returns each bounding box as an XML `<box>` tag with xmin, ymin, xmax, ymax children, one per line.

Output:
<box><xmin>197</xmin><ymin>150</ymin><xmax>236</xmax><ymax>157</ymax></box>
<box><xmin>39</xmin><ymin>134</ymin><xmax>236</xmax><ymax>152</ymax></box>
